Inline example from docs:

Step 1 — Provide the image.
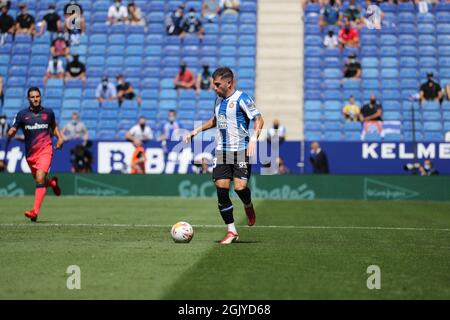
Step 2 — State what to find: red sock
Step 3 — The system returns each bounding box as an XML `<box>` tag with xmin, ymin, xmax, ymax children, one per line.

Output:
<box><xmin>33</xmin><ymin>184</ymin><xmax>47</xmax><ymax>214</ymax></box>
<box><xmin>46</xmin><ymin>178</ymin><xmax>56</xmax><ymax>188</ymax></box>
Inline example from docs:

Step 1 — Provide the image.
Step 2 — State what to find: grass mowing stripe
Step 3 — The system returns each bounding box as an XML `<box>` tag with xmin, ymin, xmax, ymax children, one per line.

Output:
<box><xmin>1</xmin><ymin>223</ymin><xmax>449</xmax><ymax>232</ymax></box>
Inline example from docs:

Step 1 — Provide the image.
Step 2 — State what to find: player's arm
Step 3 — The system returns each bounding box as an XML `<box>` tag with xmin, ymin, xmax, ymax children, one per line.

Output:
<box><xmin>52</xmin><ymin>122</ymin><xmax>65</xmax><ymax>150</ymax></box>
<box><xmin>184</xmin><ymin>116</ymin><xmax>216</xmax><ymax>142</ymax></box>
<box><xmin>247</xmin><ymin>114</ymin><xmax>264</xmax><ymax>157</ymax></box>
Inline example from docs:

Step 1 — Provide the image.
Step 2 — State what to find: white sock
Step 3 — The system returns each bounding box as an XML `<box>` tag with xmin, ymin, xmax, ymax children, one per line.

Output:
<box><xmin>227</xmin><ymin>223</ymin><xmax>237</xmax><ymax>234</ymax></box>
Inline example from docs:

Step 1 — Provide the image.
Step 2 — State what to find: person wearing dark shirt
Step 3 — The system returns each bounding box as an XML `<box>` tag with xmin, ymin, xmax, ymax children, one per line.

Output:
<box><xmin>65</xmin><ymin>54</ymin><xmax>86</xmax><ymax>83</ymax></box>
<box><xmin>165</xmin><ymin>5</ymin><xmax>184</xmax><ymax>36</ymax></box>
<box><xmin>343</xmin><ymin>0</ymin><xmax>362</xmax><ymax>27</ymax></box>
<box><xmin>7</xmin><ymin>87</ymin><xmax>64</xmax><ymax>222</ymax></box>
<box><xmin>360</xmin><ymin>95</ymin><xmax>383</xmax><ymax>122</ymax></box>
<box><xmin>419</xmin><ymin>72</ymin><xmax>443</xmax><ymax>104</ymax></box>
<box><xmin>180</xmin><ymin>8</ymin><xmax>204</xmax><ymax>40</ymax></box>
<box><xmin>15</xmin><ymin>3</ymin><xmax>35</xmax><ymax>36</ymax></box>
<box><xmin>0</xmin><ymin>5</ymin><xmax>15</xmax><ymax>45</ymax></box>
<box><xmin>116</xmin><ymin>74</ymin><xmax>142</xmax><ymax>107</ymax></box>
<box><xmin>309</xmin><ymin>142</ymin><xmax>329</xmax><ymax>174</ymax></box>
<box><xmin>38</xmin><ymin>4</ymin><xmax>62</xmax><ymax>40</ymax></box>
<box><xmin>196</xmin><ymin>64</ymin><xmax>213</xmax><ymax>94</ymax></box>
<box><xmin>343</xmin><ymin>53</ymin><xmax>362</xmax><ymax>79</ymax></box>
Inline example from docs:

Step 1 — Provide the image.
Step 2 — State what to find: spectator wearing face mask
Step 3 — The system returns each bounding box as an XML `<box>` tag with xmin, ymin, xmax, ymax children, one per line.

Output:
<box><xmin>15</xmin><ymin>3</ymin><xmax>35</xmax><ymax>37</ymax></box>
<box><xmin>108</xmin><ymin>0</ymin><xmax>128</xmax><ymax>25</ymax></box>
<box><xmin>65</xmin><ymin>54</ymin><xmax>86</xmax><ymax>84</ymax></box>
<box><xmin>165</xmin><ymin>5</ymin><xmax>185</xmax><ymax>36</ymax></box>
<box><xmin>323</xmin><ymin>29</ymin><xmax>339</xmax><ymax>49</ymax></box>
<box><xmin>174</xmin><ymin>62</ymin><xmax>196</xmax><ymax>90</ymax></box>
<box><xmin>419</xmin><ymin>159</ymin><xmax>439</xmax><ymax>176</ymax></box>
<box><xmin>343</xmin><ymin>0</ymin><xmax>363</xmax><ymax>28</ymax></box>
<box><xmin>43</xmin><ymin>55</ymin><xmax>65</xmax><ymax>86</ymax></box>
<box><xmin>96</xmin><ymin>76</ymin><xmax>117</xmax><ymax>106</ymax></box>
<box><xmin>342</xmin><ymin>53</ymin><xmax>362</xmax><ymax>84</ymax></box>
<box><xmin>267</xmin><ymin>119</ymin><xmax>286</xmax><ymax>144</ymax></box>
<box><xmin>116</xmin><ymin>74</ymin><xmax>142</xmax><ymax>107</ymax></box>
<box><xmin>180</xmin><ymin>8</ymin><xmax>205</xmax><ymax>41</ymax></box>
<box><xmin>0</xmin><ymin>4</ymin><xmax>15</xmax><ymax>45</ymax></box>
<box><xmin>160</xmin><ymin>110</ymin><xmax>182</xmax><ymax>157</ymax></box>
<box><xmin>319</xmin><ymin>0</ymin><xmax>342</xmax><ymax>29</ymax></box>
<box><xmin>419</xmin><ymin>72</ymin><xmax>443</xmax><ymax>104</ymax></box>
<box><xmin>309</xmin><ymin>141</ymin><xmax>329</xmax><ymax>174</ymax></box>
<box><xmin>126</xmin><ymin>116</ymin><xmax>154</xmax><ymax>146</ymax></box>
<box><xmin>359</xmin><ymin>95</ymin><xmax>382</xmax><ymax>123</ymax></box>
<box><xmin>62</xmin><ymin>112</ymin><xmax>88</xmax><ymax>143</ymax></box>
<box><xmin>196</xmin><ymin>64</ymin><xmax>213</xmax><ymax>94</ymax></box>
<box><xmin>37</xmin><ymin>4</ymin><xmax>62</xmax><ymax>40</ymax></box>
<box><xmin>338</xmin><ymin>19</ymin><xmax>359</xmax><ymax>53</ymax></box>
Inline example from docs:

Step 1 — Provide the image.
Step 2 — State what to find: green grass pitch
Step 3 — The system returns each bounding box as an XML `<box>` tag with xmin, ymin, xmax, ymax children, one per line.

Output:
<box><xmin>0</xmin><ymin>196</ymin><xmax>449</xmax><ymax>299</ymax></box>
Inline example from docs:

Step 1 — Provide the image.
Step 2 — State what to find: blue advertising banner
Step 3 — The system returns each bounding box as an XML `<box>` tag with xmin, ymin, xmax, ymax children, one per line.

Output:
<box><xmin>0</xmin><ymin>139</ymin><xmax>449</xmax><ymax>175</ymax></box>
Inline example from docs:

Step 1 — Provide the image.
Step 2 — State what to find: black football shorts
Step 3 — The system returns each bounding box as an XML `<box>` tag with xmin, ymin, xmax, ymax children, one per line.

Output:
<box><xmin>212</xmin><ymin>151</ymin><xmax>252</xmax><ymax>181</ymax></box>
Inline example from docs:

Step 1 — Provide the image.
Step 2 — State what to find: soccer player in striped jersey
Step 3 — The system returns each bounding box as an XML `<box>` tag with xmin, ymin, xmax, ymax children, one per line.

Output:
<box><xmin>185</xmin><ymin>67</ymin><xmax>264</xmax><ymax>244</ymax></box>
<box><xmin>7</xmin><ymin>87</ymin><xmax>64</xmax><ymax>221</ymax></box>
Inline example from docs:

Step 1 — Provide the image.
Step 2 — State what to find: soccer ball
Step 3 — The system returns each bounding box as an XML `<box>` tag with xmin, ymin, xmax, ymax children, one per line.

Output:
<box><xmin>171</xmin><ymin>221</ymin><xmax>194</xmax><ymax>243</ymax></box>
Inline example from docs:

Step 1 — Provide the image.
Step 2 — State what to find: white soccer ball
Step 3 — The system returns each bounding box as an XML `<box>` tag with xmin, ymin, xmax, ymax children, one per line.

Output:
<box><xmin>171</xmin><ymin>221</ymin><xmax>194</xmax><ymax>243</ymax></box>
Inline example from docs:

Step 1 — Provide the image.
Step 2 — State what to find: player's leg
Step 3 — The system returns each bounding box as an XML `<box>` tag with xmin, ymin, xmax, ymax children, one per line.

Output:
<box><xmin>213</xmin><ymin>158</ymin><xmax>239</xmax><ymax>244</ymax></box>
<box><xmin>233</xmin><ymin>151</ymin><xmax>255</xmax><ymax>226</ymax></box>
<box><xmin>24</xmin><ymin>169</ymin><xmax>47</xmax><ymax>221</ymax></box>
<box><xmin>234</xmin><ymin>178</ymin><xmax>256</xmax><ymax>226</ymax></box>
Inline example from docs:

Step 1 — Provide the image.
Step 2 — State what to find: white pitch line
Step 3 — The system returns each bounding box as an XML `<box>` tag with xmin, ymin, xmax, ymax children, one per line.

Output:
<box><xmin>0</xmin><ymin>223</ymin><xmax>449</xmax><ymax>232</ymax></box>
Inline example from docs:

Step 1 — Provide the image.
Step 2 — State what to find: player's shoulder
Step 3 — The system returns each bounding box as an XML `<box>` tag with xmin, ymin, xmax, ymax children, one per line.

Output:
<box><xmin>43</xmin><ymin>106</ymin><xmax>55</xmax><ymax>114</ymax></box>
<box><xmin>237</xmin><ymin>91</ymin><xmax>255</xmax><ymax>106</ymax></box>
<box><xmin>16</xmin><ymin>107</ymin><xmax>29</xmax><ymax>117</ymax></box>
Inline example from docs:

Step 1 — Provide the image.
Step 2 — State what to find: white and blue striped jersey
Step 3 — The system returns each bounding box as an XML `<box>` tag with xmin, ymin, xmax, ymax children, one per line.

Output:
<box><xmin>214</xmin><ymin>90</ymin><xmax>261</xmax><ymax>152</ymax></box>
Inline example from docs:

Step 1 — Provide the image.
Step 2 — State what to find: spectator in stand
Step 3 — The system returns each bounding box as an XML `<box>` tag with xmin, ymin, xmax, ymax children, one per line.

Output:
<box><xmin>0</xmin><ymin>114</ymin><xmax>10</xmax><ymax>138</ymax></box>
<box><xmin>419</xmin><ymin>159</ymin><xmax>439</xmax><ymax>176</ymax></box>
<box><xmin>62</xmin><ymin>112</ymin><xmax>88</xmax><ymax>143</ymax></box>
<box><xmin>174</xmin><ymin>62</ymin><xmax>196</xmax><ymax>90</ymax></box>
<box><xmin>37</xmin><ymin>4</ymin><xmax>62</xmax><ymax>40</ymax></box>
<box><xmin>43</xmin><ymin>55</ymin><xmax>65</xmax><ymax>86</ymax></box>
<box><xmin>419</xmin><ymin>72</ymin><xmax>443</xmax><ymax>104</ymax></box>
<box><xmin>196</xmin><ymin>64</ymin><xmax>213</xmax><ymax>94</ymax></box>
<box><xmin>445</xmin><ymin>83</ymin><xmax>450</xmax><ymax>101</ymax></box>
<box><xmin>338</xmin><ymin>19</ymin><xmax>359</xmax><ymax>53</ymax></box>
<box><xmin>323</xmin><ymin>29</ymin><xmax>339</xmax><ymax>49</ymax></box>
<box><xmin>63</xmin><ymin>0</ymin><xmax>86</xmax><ymax>46</ymax></box>
<box><xmin>343</xmin><ymin>0</ymin><xmax>363</xmax><ymax>28</ymax></box>
<box><xmin>96</xmin><ymin>76</ymin><xmax>117</xmax><ymax>106</ymax></box>
<box><xmin>202</xmin><ymin>0</ymin><xmax>222</xmax><ymax>22</ymax></box>
<box><xmin>50</xmin><ymin>32</ymin><xmax>70</xmax><ymax>59</ymax></box>
<box><xmin>267</xmin><ymin>119</ymin><xmax>286</xmax><ymax>144</ymax></box>
<box><xmin>126</xmin><ymin>116</ymin><xmax>154</xmax><ymax>146</ymax></box>
<box><xmin>0</xmin><ymin>75</ymin><xmax>3</xmax><ymax>107</ymax></box>
<box><xmin>359</xmin><ymin>95</ymin><xmax>383</xmax><ymax>123</ymax></box>
<box><xmin>220</xmin><ymin>0</ymin><xmax>240</xmax><ymax>15</ymax></box>
<box><xmin>65</xmin><ymin>54</ymin><xmax>86</xmax><ymax>84</ymax></box>
<box><xmin>165</xmin><ymin>5</ymin><xmax>185</xmax><ymax>36</ymax></box>
<box><xmin>342</xmin><ymin>95</ymin><xmax>360</xmax><ymax>122</ymax></box>
<box><xmin>342</xmin><ymin>53</ymin><xmax>362</xmax><ymax>81</ymax></box>
<box><xmin>276</xmin><ymin>156</ymin><xmax>290</xmax><ymax>175</ymax></box>
<box><xmin>116</xmin><ymin>74</ymin><xmax>142</xmax><ymax>107</ymax></box>
<box><xmin>0</xmin><ymin>4</ymin><xmax>14</xmax><ymax>46</ymax></box>
<box><xmin>107</xmin><ymin>0</ymin><xmax>128</xmax><ymax>25</ymax></box>
<box><xmin>319</xmin><ymin>0</ymin><xmax>342</xmax><ymax>29</ymax></box>
<box><xmin>309</xmin><ymin>142</ymin><xmax>329</xmax><ymax>174</ymax></box>
<box><xmin>180</xmin><ymin>8</ymin><xmax>205</xmax><ymax>41</ymax></box>
<box><xmin>160</xmin><ymin>110</ymin><xmax>182</xmax><ymax>157</ymax></box>
<box><xmin>127</xmin><ymin>2</ymin><xmax>146</xmax><ymax>28</ymax></box>
<box><xmin>15</xmin><ymin>3</ymin><xmax>35</xmax><ymax>37</ymax></box>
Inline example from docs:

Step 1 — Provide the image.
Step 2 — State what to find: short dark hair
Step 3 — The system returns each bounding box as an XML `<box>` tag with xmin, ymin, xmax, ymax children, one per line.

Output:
<box><xmin>212</xmin><ymin>67</ymin><xmax>234</xmax><ymax>81</ymax></box>
<box><xmin>27</xmin><ymin>87</ymin><xmax>41</xmax><ymax>98</ymax></box>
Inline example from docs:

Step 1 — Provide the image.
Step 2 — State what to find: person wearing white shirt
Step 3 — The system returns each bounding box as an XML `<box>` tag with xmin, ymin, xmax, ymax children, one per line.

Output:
<box><xmin>323</xmin><ymin>29</ymin><xmax>339</xmax><ymax>49</ymax></box>
<box><xmin>43</xmin><ymin>55</ymin><xmax>65</xmax><ymax>86</ymax></box>
<box><xmin>126</xmin><ymin>116</ymin><xmax>154</xmax><ymax>146</ymax></box>
<box><xmin>108</xmin><ymin>0</ymin><xmax>128</xmax><ymax>25</ymax></box>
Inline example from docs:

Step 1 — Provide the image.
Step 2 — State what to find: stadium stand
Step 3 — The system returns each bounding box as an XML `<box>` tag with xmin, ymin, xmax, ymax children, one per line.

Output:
<box><xmin>303</xmin><ymin>1</ymin><xmax>450</xmax><ymax>142</ymax></box>
<box><xmin>0</xmin><ymin>0</ymin><xmax>257</xmax><ymax>139</ymax></box>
